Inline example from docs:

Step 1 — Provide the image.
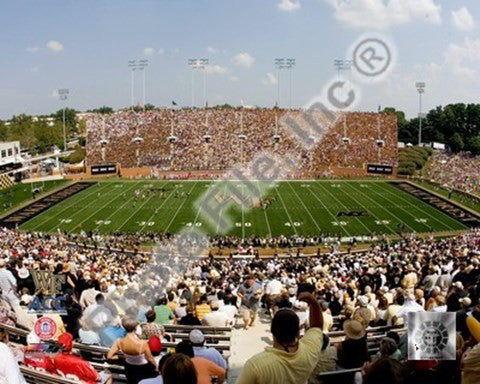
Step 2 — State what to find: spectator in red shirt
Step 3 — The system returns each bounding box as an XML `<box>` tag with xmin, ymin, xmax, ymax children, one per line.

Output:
<box><xmin>54</xmin><ymin>332</ymin><xmax>112</xmax><ymax>384</ymax></box>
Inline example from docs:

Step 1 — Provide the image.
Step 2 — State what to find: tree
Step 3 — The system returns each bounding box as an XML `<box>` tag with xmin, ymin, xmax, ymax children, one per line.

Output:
<box><xmin>144</xmin><ymin>103</ymin><xmax>155</xmax><ymax>111</ymax></box>
<box><xmin>33</xmin><ymin>120</ymin><xmax>62</xmax><ymax>154</ymax></box>
<box><xmin>88</xmin><ymin>106</ymin><xmax>114</xmax><ymax>114</ymax></box>
<box><xmin>52</xmin><ymin>108</ymin><xmax>77</xmax><ymax>134</ymax></box>
<box><xmin>9</xmin><ymin>114</ymin><xmax>36</xmax><ymax>149</ymax></box>
<box><xmin>448</xmin><ymin>132</ymin><xmax>464</xmax><ymax>152</ymax></box>
<box><xmin>0</xmin><ymin>120</ymin><xmax>8</xmax><ymax>141</ymax></box>
<box><xmin>467</xmin><ymin>136</ymin><xmax>480</xmax><ymax>155</ymax></box>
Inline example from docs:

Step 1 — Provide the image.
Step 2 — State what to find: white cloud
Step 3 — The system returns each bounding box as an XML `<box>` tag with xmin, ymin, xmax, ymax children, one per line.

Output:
<box><xmin>278</xmin><ymin>0</ymin><xmax>300</xmax><ymax>12</ymax></box>
<box><xmin>262</xmin><ymin>72</ymin><xmax>278</xmax><ymax>85</ymax></box>
<box><xmin>204</xmin><ymin>64</ymin><xmax>228</xmax><ymax>75</ymax></box>
<box><xmin>46</xmin><ymin>40</ymin><xmax>64</xmax><ymax>52</ymax></box>
<box><xmin>158</xmin><ymin>48</ymin><xmax>165</xmax><ymax>55</ymax></box>
<box><xmin>444</xmin><ymin>38</ymin><xmax>480</xmax><ymax>78</ymax></box>
<box><xmin>50</xmin><ymin>89</ymin><xmax>59</xmax><ymax>98</ymax></box>
<box><xmin>207</xmin><ymin>46</ymin><xmax>218</xmax><ymax>54</ymax></box>
<box><xmin>229</xmin><ymin>76</ymin><xmax>239</xmax><ymax>82</ymax></box>
<box><xmin>451</xmin><ymin>7</ymin><xmax>475</xmax><ymax>32</ymax></box>
<box><xmin>143</xmin><ymin>47</ymin><xmax>155</xmax><ymax>56</ymax></box>
<box><xmin>323</xmin><ymin>0</ymin><xmax>441</xmax><ymax>29</ymax></box>
<box><xmin>232</xmin><ymin>52</ymin><xmax>255</xmax><ymax>68</ymax></box>
<box><xmin>26</xmin><ymin>46</ymin><xmax>39</xmax><ymax>53</ymax></box>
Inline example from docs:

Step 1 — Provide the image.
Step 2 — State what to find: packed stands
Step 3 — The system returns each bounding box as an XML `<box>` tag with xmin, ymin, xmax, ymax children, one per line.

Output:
<box><xmin>1</xmin><ymin>226</ymin><xmax>480</xmax><ymax>383</ymax></box>
<box><xmin>86</xmin><ymin>109</ymin><xmax>397</xmax><ymax>174</ymax></box>
<box><xmin>425</xmin><ymin>151</ymin><xmax>480</xmax><ymax>195</ymax></box>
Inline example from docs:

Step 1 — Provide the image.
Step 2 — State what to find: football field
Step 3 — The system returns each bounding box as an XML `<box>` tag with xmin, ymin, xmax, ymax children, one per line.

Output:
<box><xmin>17</xmin><ymin>179</ymin><xmax>470</xmax><ymax>238</ymax></box>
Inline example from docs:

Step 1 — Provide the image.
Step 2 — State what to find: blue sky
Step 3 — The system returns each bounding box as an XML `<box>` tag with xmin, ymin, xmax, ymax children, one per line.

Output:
<box><xmin>0</xmin><ymin>0</ymin><xmax>479</xmax><ymax>119</ymax></box>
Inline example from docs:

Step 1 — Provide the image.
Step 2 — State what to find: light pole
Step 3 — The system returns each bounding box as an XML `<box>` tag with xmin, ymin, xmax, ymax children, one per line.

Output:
<box><xmin>334</xmin><ymin>59</ymin><xmax>352</xmax><ymax>82</ymax></box>
<box><xmin>58</xmin><ymin>89</ymin><xmax>69</xmax><ymax>152</ymax></box>
<box><xmin>199</xmin><ymin>58</ymin><xmax>209</xmax><ymax>108</ymax></box>
<box><xmin>274</xmin><ymin>58</ymin><xmax>285</xmax><ymax>107</ymax></box>
<box><xmin>188</xmin><ymin>58</ymin><xmax>207</xmax><ymax>108</ymax></box>
<box><xmin>138</xmin><ymin>59</ymin><xmax>149</xmax><ymax>109</ymax></box>
<box><xmin>416</xmin><ymin>82</ymin><xmax>426</xmax><ymax>146</ymax></box>
<box><xmin>128</xmin><ymin>60</ymin><xmax>137</xmax><ymax>110</ymax></box>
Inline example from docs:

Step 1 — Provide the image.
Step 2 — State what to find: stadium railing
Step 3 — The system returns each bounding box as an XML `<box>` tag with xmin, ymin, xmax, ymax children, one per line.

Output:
<box><xmin>20</xmin><ymin>366</ymin><xmax>80</xmax><ymax>384</ymax></box>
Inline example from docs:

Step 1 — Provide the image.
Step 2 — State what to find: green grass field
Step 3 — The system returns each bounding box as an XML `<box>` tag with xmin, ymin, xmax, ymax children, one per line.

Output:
<box><xmin>16</xmin><ymin>180</ymin><xmax>469</xmax><ymax>238</ymax></box>
<box><xmin>0</xmin><ymin>180</ymin><xmax>67</xmax><ymax>215</ymax></box>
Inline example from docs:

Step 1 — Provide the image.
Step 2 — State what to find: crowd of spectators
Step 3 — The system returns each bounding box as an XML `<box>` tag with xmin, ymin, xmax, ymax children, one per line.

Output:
<box><xmin>425</xmin><ymin>152</ymin><xmax>480</xmax><ymax>195</ymax></box>
<box><xmin>86</xmin><ymin>109</ymin><xmax>397</xmax><ymax>174</ymax></box>
<box><xmin>0</xmin><ymin>225</ymin><xmax>480</xmax><ymax>382</ymax></box>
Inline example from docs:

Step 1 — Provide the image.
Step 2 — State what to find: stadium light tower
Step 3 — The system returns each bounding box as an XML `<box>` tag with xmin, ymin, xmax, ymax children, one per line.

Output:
<box><xmin>200</xmin><ymin>58</ymin><xmax>209</xmax><ymax>108</ymax></box>
<box><xmin>274</xmin><ymin>58</ymin><xmax>285</xmax><ymax>107</ymax></box>
<box><xmin>138</xmin><ymin>59</ymin><xmax>149</xmax><ymax>110</ymax></box>
<box><xmin>188</xmin><ymin>59</ymin><xmax>207</xmax><ymax>108</ymax></box>
<box><xmin>416</xmin><ymin>82</ymin><xmax>426</xmax><ymax>146</ymax></box>
<box><xmin>334</xmin><ymin>59</ymin><xmax>353</xmax><ymax>82</ymax></box>
<box><xmin>128</xmin><ymin>60</ymin><xmax>137</xmax><ymax>110</ymax></box>
<box><xmin>58</xmin><ymin>88</ymin><xmax>69</xmax><ymax>152</ymax></box>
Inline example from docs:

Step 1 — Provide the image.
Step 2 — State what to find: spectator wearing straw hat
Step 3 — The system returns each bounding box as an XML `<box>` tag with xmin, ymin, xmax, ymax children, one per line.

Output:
<box><xmin>337</xmin><ymin>319</ymin><xmax>368</xmax><ymax>369</ymax></box>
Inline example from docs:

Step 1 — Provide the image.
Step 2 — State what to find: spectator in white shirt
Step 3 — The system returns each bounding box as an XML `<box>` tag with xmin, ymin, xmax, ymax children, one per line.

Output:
<box><xmin>0</xmin><ymin>260</ymin><xmax>18</xmax><ymax>307</ymax></box>
<box><xmin>202</xmin><ymin>301</ymin><xmax>230</xmax><ymax>327</ymax></box>
<box><xmin>0</xmin><ymin>341</ymin><xmax>26</xmax><ymax>384</ymax></box>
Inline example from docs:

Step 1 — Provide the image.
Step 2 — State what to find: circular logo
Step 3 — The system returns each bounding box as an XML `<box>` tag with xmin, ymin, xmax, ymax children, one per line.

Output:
<box><xmin>34</xmin><ymin>317</ymin><xmax>57</xmax><ymax>341</ymax></box>
<box><xmin>414</xmin><ymin>320</ymin><xmax>449</xmax><ymax>356</ymax></box>
<box><xmin>353</xmin><ymin>38</ymin><xmax>391</xmax><ymax>77</ymax></box>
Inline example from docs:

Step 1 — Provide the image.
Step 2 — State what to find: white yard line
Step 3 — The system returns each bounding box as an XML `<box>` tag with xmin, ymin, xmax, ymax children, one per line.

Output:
<box><xmin>136</xmin><ymin>182</ymin><xmax>175</xmax><ymax>232</ymax></box>
<box><xmin>164</xmin><ymin>182</ymin><xmax>199</xmax><ymax>233</ymax></box>
<box><xmin>341</xmin><ymin>182</ymin><xmax>397</xmax><ymax>235</ymax></box>
<box><xmin>33</xmin><ymin>183</ymin><xmax>110</xmax><ymax>232</ymax></box>
<box><xmin>274</xmin><ymin>185</ymin><xmax>299</xmax><ymax>236</ymax></box>
<box><xmin>378</xmin><ymin>183</ymin><xmax>461</xmax><ymax>231</ymax></box>
<box><xmin>302</xmin><ymin>182</ymin><xmax>351</xmax><ymax>237</ymax></box>
<box><xmin>71</xmin><ymin>181</ymin><xmax>141</xmax><ymax>233</ymax></box>
<box><xmin>314</xmin><ymin>182</ymin><xmax>375</xmax><ymax>235</ymax></box>
<box><xmin>286</xmin><ymin>181</ymin><xmax>322</xmax><ymax>233</ymax></box>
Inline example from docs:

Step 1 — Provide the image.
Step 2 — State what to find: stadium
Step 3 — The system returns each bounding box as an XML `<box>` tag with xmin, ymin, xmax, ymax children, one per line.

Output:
<box><xmin>1</xmin><ymin>1</ymin><xmax>480</xmax><ymax>384</ymax></box>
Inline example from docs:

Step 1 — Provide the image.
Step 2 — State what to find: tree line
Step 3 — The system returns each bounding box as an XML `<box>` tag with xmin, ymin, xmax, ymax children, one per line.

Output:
<box><xmin>385</xmin><ymin>103</ymin><xmax>480</xmax><ymax>155</ymax></box>
<box><xmin>0</xmin><ymin>108</ymin><xmax>82</xmax><ymax>155</ymax></box>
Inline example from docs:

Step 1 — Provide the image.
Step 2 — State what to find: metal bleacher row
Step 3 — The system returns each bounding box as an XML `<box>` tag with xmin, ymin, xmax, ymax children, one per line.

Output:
<box><xmin>1</xmin><ymin>320</ymin><xmax>406</xmax><ymax>384</ymax></box>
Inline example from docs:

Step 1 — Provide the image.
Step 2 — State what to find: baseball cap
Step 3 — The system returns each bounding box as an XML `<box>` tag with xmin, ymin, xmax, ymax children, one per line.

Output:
<box><xmin>57</xmin><ymin>332</ymin><xmax>74</xmax><ymax>352</ymax></box>
<box><xmin>189</xmin><ymin>329</ymin><xmax>205</xmax><ymax>345</ymax></box>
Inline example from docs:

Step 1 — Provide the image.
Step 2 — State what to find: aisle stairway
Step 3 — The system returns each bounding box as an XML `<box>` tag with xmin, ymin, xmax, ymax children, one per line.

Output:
<box><xmin>228</xmin><ymin>312</ymin><xmax>272</xmax><ymax>382</ymax></box>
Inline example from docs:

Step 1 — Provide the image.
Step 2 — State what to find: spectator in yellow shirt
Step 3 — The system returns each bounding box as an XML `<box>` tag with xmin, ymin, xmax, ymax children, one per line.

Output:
<box><xmin>236</xmin><ymin>292</ymin><xmax>323</xmax><ymax>384</ymax></box>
